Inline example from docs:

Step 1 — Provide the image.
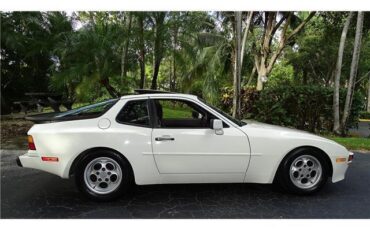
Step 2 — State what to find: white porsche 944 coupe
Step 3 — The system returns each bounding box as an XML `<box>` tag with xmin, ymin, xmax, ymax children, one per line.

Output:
<box><xmin>17</xmin><ymin>90</ymin><xmax>353</xmax><ymax>201</ymax></box>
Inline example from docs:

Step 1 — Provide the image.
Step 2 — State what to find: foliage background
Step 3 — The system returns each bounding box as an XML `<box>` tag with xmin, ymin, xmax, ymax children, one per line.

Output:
<box><xmin>1</xmin><ymin>11</ymin><xmax>369</xmax><ymax>135</ymax></box>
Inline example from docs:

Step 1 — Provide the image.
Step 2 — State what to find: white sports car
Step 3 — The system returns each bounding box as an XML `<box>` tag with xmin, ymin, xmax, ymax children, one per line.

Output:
<box><xmin>18</xmin><ymin>90</ymin><xmax>354</xmax><ymax>201</ymax></box>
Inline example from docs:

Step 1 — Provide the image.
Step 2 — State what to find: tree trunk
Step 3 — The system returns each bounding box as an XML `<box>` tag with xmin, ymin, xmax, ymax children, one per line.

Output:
<box><xmin>257</xmin><ymin>76</ymin><xmax>264</xmax><ymax>90</ymax></box>
<box><xmin>151</xmin><ymin>59</ymin><xmax>161</xmax><ymax>90</ymax></box>
<box><xmin>151</xmin><ymin>12</ymin><xmax>166</xmax><ymax>90</ymax></box>
<box><xmin>367</xmin><ymin>75</ymin><xmax>370</xmax><ymax>113</ymax></box>
<box><xmin>254</xmin><ymin>12</ymin><xmax>315</xmax><ymax>91</ymax></box>
<box><xmin>232</xmin><ymin>12</ymin><xmax>242</xmax><ymax>118</ymax></box>
<box><xmin>95</xmin><ymin>55</ymin><xmax>120</xmax><ymax>98</ymax></box>
<box><xmin>256</xmin><ymin>67</ymin><xmax>267</xmax><ymax>91</ymax></box>
<box><xmin>341</xmin><ymin>12</ymin><xmax>364</xmax><ymax>135</ymax></box>
<box><xmin>121</xmin><ymin>13</ymin><xmax>132</xmax><ymax>83</ymax></box>
<box><xmin>100</xmin><ymin>78</ymin><xmax>120</xmax><ymax>98</ymax></box>
<box><xmin>170</xmin><ymin>26</ymin><xmax>178</xmax><ymax>91</ymax></box>
<box><xmin>255</xmin><ymin>12</ymin><xmax>275</xmax><ymax>91</ymax></box>
<box><xmin>138</xmin><ymin>14</ymin><xmax>146</xmax><ymax>89</ymax></box>
<box><xmin>240</xmin><ymin>11</ymin><xmax>253</xmax><ymax>67</ymax></box>
<box><xmin>246</xmin><ymin>65</ymin><xmax>256</xmax><ymax>86</ymax></box>
<box><xmin>333</xmin><ymin>12</ymin><xmax>354</xmax><ymax>135</ymax></box>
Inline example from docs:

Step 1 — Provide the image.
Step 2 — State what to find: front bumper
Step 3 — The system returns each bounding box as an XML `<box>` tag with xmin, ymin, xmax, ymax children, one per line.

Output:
<box><xmin>331</xmin><ymin>151</ymin><xmax>353</xmax><ymax>183</ymax></box>
<box><xmin>348</xmin><ymin>151</ymin><xmax>354</xmax><ymax>163</ymax></box>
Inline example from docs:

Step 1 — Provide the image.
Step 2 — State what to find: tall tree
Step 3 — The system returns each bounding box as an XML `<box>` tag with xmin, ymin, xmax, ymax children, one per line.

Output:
<box><xmin>53</xmin><ymin>12</ymin><xmax>122</xmax><ymax>98</ymax></box>
<box><xmin>169</xmin><ymin>12</ymin><xmax>181</xmax><ymax>91</ymax></box>
<box><xmin>253</xmin><ymin>12</ymin><xmax>316</xmax><ymax>90</ymax></box>
<box><xmin>121</xmin><ymin>12</ymin><xmax>132</xmax><ymax>81</ymax></box>
<box><xmin>232</xmin><ymin>12</ymin><xmax>242</xmax><ymax>118</ymax></box>
<box><xmin>341</xmin><ymin>12</ymin><xmax>365</xmax><ymax>134</ymax></box>
<box><xmin>185</xmin><ymin>12</ymin><xmax>234</xmax><ymax>103</ymax></box>
<box><xmin>368</xmin><ymin>74</ymin><xmax>370</xmax><ymax>113</ymax></box>
<box><xmin>168</xmin><ymin>12</ymin><xmax>218</xmax><ymax>99</ymax></box>
<box><xmin>1</xmin><ymin>12</ymin><xmax>73</xmax><ymax>114</ymax></box>
<box><xmin>240</xmin><ymin>11</ymin><xmax>254</xmax><ymax>68</ymax></box>
<box><xmin>333</xmin><ymin>12</ymin><xmax>354</xmax><ymax>135</ymax></box>
<box><xmin>137</xmin><ymin>13</ymin><xmax>146</xmax><ymax>89</ymax></box>
<box><xmin>150</xmin><ymin>12</ymin><xmax>167</xmax><ymax>90</ymax></box>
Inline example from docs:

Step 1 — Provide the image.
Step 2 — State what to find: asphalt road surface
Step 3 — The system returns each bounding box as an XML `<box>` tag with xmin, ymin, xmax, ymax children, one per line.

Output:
<box><xmin>349</xmin><ymin>121</ymin><xmax>370</xmax><ymax>137</ymax></box>
<box><xmin>1</xmin><ymin>150</ymin><xmax>370</xmax><ymax>219</ymax></box>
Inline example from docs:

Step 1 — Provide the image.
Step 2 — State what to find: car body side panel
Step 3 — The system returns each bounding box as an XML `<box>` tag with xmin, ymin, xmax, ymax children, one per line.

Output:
<box><xmin>240</xmin><ymin>122</ymin><xmax>350</xmax><ymax>184</ymax></box>
<box><xmin>148</xmin><ymin>96</ymin><xmax>251</xmax><ymax>183</ymax></box>
<box><xmin>159</xmin><ymin>173</ymin><xmax>247</xmax><ymax>184</ymax></box>
<box><xmin>21</xmin><ymin>95</ymin><xmax>351</xmax><ymax>186</ymax></box>
<box><xmin>152</xmin><ymin>128</ymin><xmax>250</xmax><ymax>174</ymax></box>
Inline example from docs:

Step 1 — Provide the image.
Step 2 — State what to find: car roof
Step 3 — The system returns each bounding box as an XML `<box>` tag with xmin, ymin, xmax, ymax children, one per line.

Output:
<box><xmin>120</xmin><ymin>93</ymin><xmax>198</xmax><ymax>100</ymax></box>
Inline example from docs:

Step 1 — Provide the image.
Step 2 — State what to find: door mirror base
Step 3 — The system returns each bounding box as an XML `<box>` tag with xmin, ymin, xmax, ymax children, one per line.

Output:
<box><xmin>215</xmin><ymin>129</ymin><xmax>224</xmax><ymax>135</ymax></box>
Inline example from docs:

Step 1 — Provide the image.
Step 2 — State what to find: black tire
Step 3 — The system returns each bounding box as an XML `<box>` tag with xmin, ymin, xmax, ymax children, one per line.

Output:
<box><xmin>275</xmin><ymin>147</ymin><xmax>329</xmax><ymax>195</ymax></box>
<box><xmin>75</xmin><ymin>149</ymin><xmax>134</xmax><ymax>201</ymax></box>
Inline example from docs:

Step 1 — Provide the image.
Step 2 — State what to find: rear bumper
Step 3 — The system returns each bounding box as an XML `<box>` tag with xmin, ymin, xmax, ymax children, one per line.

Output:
<box><xmin>16</xmin><ymin>157</ymin><xmax>22</xmax><ymax>167</ymax></box>
<box><xmin>18</xmin><ymin>153</ymin><xmax>64</xmax><ymax>177</ymax></box>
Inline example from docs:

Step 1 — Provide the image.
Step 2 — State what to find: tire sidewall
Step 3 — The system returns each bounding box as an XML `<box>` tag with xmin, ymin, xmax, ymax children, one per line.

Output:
<box><xmin>278</xmin><ymin>148</ymin><xmax>329</xmax><ymax>195</ymax></box>
<box><xmin>75</xmin><ymin>149</ymin><xmax>132</xmax><ymax>201</ymax></box>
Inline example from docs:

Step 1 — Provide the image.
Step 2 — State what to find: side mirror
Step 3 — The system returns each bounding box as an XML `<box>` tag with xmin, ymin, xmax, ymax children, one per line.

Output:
<box><xmin>192</xmin><ymin>111</ymin><xmax>203</xmax><ymax>119</ymax></box>
<box><xmin>211</xmin><ymin>119</ymin><xmax>224</xmax><ymax>135</ymax></box>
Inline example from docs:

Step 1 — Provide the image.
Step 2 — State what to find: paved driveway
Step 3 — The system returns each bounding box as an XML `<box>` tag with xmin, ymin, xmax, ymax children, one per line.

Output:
<box><xmin>349</xmin><ymin>121</ymin><xmax>370</xmax><ymax>137</ymax></box>
<box><xmin>1</xmin><ymin>150</ymin><xmax>370</xmax><ymax>219</ymax></box>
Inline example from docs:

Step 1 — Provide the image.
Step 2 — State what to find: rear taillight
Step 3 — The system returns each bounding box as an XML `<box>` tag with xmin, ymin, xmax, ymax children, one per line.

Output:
<box><xmin>28</xmin><ymin>135</ymin><xmax>36</xmax><ymax>150</ymax></box>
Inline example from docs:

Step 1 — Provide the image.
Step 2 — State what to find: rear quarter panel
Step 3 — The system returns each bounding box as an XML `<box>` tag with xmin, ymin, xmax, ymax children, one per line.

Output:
<box><xmin>28</xmin><ymin>99</ymin><xmax>160</xmax><ymax>185</ymax></box>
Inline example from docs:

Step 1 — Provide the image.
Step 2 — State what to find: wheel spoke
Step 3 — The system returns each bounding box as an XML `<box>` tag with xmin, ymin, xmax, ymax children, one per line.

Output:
<box><xmin>291</xmin><ymin>166</ymin><xmax>299</xmax><ymax>172</ymax></box>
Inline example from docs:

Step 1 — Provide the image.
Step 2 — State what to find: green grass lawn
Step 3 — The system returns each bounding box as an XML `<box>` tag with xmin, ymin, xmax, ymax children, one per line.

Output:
<box><xmin>325</xmin><ymin>136</ymin><xmax>370</xmax><ymax>151</ymax></box>
<box><xmin>162</xmin><ymin>107</ymin><xmax>192</xmax><ymax>118</ymax></box>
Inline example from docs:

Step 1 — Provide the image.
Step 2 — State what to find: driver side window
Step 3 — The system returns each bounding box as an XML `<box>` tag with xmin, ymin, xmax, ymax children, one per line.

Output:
<box><xmin>161</xmin><ymin>100</ymin><xmax>204</xmax><ymax>120</ymax></box>
<box><xmin>154</xmin><ymin>99</ymin><xmax>221</xmax><ymax>128</ymax></box>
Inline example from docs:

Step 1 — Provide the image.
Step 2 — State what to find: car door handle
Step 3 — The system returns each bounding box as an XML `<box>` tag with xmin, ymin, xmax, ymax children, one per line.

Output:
<box><xmin>155</xmin><ymin>136</ymin><xmax>175</xmax><ymax>141</ymax></box>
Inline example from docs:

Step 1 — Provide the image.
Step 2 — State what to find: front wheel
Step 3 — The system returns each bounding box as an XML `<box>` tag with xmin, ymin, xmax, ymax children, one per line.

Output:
<box><xmin>275</xmin><ymin>148</ymin><xmax>329</xmax><ymax>195</ymax></box>
<box><xmin>75</xmin><ymin>150</ymin><xmax>133</xmax><ymax>201</ymax></box>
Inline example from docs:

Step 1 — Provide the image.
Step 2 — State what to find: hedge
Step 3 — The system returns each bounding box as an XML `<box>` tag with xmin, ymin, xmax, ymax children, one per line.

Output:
<box><xmin>221</xmin><ymin>85</ymin><xmax>363</xmax><ymax>133</ymax></box>
<box><xmin>359</xmin><ymin>111</ymin><xmax>370</xmax><ymax>120</ymax></box>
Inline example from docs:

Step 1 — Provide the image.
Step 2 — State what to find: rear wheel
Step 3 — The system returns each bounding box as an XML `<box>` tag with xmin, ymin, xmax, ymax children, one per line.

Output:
<box><xmin>75</xmin><ymin>149</ymin><xmax>133</xmax><ymax>201</ymax></box>
<box><xmin>275</xmin><ymin>148</ymin><xmax>329</xmax><ymax>195</ymax></box>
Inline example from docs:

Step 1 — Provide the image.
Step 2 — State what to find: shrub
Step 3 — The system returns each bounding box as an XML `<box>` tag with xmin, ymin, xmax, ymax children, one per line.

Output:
<box><xmin>221</xmin><ymin>85</ymin><xmax>363</xmax><ymax>133</ymax></box>
<box><xmin>220</xmin><ymin>86</ymin><xmax>259</xmax><ymax>117</ymax></box>
<box><xmin>359</xmin><ymin>111</ymin><xmax>370</xmax><ymax>120</ymax></box>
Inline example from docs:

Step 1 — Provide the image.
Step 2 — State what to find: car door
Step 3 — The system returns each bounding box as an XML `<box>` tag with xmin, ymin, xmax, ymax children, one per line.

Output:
<box><xmin>150</xmin><ymin>97</ymin><xmax>251</xmax><ymax>182</ymax></box>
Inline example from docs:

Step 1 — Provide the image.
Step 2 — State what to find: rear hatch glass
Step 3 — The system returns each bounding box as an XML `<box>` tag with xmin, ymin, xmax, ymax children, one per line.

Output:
<box><xmin>25</xmin><ymin>99</ymin><xmax>118</xmax><ymax>123</ymax></box>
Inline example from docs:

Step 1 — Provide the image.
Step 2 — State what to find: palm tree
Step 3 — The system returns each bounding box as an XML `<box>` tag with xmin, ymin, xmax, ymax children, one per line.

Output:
<box><xmin>333</xmin><ymin>12</ymin><xmax>355</xmax><ymax>135</ymax></box>
<box><xmin>150</xmin><ymin>12</ymin><xmax>168</xmax><ymax>90</ymax></box>
<box><xmin>51</xmin><ymin>12</ymin><xmax>123</xmax><ymax>99</ymax></box>
<box><xmin>341</xmin><ymin>12</ymin><xmax>365</xmax><ymax>134</ymax></box>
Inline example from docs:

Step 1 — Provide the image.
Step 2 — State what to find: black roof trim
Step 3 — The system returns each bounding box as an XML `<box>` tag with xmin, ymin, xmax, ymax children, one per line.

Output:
<box><xmin>134</xmin><ymin>89</ymin><xmax>172</xmax><ymax>94</ymax></box>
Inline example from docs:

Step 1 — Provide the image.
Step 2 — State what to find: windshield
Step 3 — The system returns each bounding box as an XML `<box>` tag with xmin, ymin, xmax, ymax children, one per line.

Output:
<box><xmin>198</xmin><ymin>97</ymin><xmax>246</xmax><ymax>127</ymax></box>
<box><xmin>56</xmin><ymin>99</ymin><xmax>118</xmax><ymax>118</ymax></box>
